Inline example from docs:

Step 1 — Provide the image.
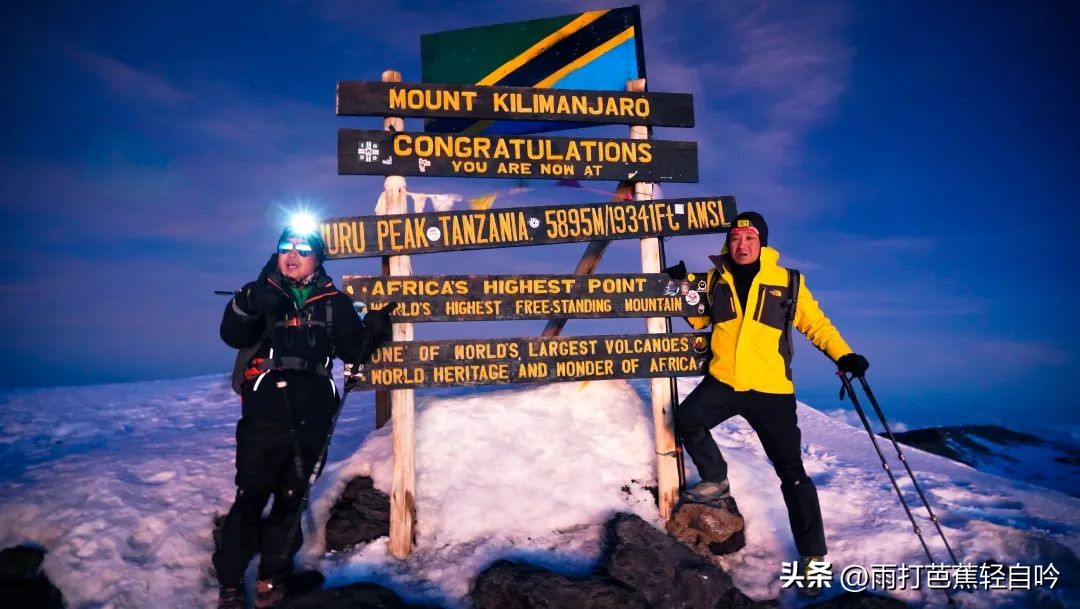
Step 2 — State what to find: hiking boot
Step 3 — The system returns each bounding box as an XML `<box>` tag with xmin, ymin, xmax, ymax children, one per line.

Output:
<box><xmin>217</xmin><ymin>584</ymin><xmax>243</xmax><ymax>609</ymax></box>
<box><xmin>254</xmin><ymin>577</ymin><xmax>288</xmax><ymax>608</ymax></box>
<box><xmin>681</xmin><ymin>479</ymin><xmax>731</xmax><ymax>503</ymax></box>
<box><xmin>798</xmin><ymin>555</ymin><xmax>830</xmax><ymax>597</ymax></box>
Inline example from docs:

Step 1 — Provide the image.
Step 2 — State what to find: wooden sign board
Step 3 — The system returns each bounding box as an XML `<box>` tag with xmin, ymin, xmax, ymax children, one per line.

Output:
<box><xmin>349</xmin><ymin>332</ymin><xmax>712</xmax><ymax>390</ymax></box>
<box><xmin>342</xmin><ymin>273</ymin><xmax>714</xmax><ymax>321</ymax></box>
<box><xmin>338</xmin><ymin>129</ymin><xmax>698</xmax><ymax>182</ymax></box>
<box><xmin>337</xmin><ymin>81</ymin><xmax>694</xmax><ymax>127</ymax></box>
<box><xmin>321</xmin><ymin>196</ymin><xmax>735</xmax><ymax>259</ymax></box>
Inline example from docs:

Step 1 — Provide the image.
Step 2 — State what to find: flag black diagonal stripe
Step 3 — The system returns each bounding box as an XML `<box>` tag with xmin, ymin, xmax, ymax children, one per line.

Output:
<box><xmin>494</xmin><ymin>9</ymin><xmax>637</xmax><ymax>87</ymax></box>
<box><xmin>425</xmin><ymin>9</ymin><xmax>640</xmax><ymax>134</ymax></box>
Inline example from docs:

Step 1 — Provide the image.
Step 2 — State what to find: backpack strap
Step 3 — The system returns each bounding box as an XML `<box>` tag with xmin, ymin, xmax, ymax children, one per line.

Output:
<box><xmin>784</xmin><ymin>268</ymin><xmax>801</xmax><ymax>354</ymax></box>
<box><xmin>785</xmin><ymin>269</ymin><xmax>800</xmax><ymax>323</ymax></box>
<box><xmin>324</xmin><ymin>298</ymin><xmax>335</xmax><ymax>356</ymax></box>
<box><xmin>252</xmin><ymin>355</ymin><xmax>331</xmax><ymax>377</ymax></box>
<box><xmin>705</xmin><ymin>268</ymin><xmax>721</xmax><ymax>307</ymax></box>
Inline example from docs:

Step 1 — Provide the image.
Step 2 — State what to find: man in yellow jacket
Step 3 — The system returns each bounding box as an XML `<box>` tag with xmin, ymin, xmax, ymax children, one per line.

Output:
<box><xmin>670</xmin><ymin>211</ymin><xmax>868</xmax><ymax>584</ymax></box>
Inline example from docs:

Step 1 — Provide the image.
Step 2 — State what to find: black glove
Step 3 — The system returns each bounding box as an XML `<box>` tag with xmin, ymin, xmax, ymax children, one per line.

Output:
<box><xmin>662</xmin><ymin>259</ymin><xmax>687</xmax><ymax>280</ymax></box>
<box><xmin>837</xmin><ymin>353</ymin><xmax>870</xmax><ymax>377</ymax></box>
<box><xmin>249</xmin><ymin>254</ymin><xmax>286</xmax><ymax>314</ymax></box>
<box><xmin>343</xmin><ymin>361</ymin><xmax>365</xmax><ymax>390</ymax></box>
<box><xmin>234</xmin><ymin>281</ymin><xmax>261</xmax><ymax>315</ymax></box>
<box><xmin>364</xmin><ymin>301</ymin><xmax>399</xmax><ymax>341</ymax></box>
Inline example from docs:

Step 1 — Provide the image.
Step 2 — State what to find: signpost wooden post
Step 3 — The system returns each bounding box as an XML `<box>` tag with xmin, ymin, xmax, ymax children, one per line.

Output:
<box><xmin>379</xmin><ymin>70</ymin><xmax>416</xmax><ymax>560</ymax></box>
<box><xmin>628</xmin><ymin>77</ymin><xmax>680</xmax><ymax>521</ymax></box>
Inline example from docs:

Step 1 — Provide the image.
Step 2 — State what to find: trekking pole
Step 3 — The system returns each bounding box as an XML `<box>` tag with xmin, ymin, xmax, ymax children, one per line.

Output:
<box><xmin>276</xmin><ymin>379</ymin><xmax>315</xmax><ymax>535</ymax></box>
<box><xmin>838</xmin><ymin>372</ymin><xmax>956</xmax><ymax>606</ymax></box>
<box><xmin>856</xmin><ymin>375</ymin><xmax>959</xmax><ymax>564</ymax></box>
<box><xmin>278</xmin><ymin>375</ymin><xmax>354</xmax><ymax>563</ymax></box>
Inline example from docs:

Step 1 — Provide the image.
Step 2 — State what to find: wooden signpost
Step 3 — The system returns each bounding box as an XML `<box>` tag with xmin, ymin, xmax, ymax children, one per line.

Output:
<box><xmin>320</xmin><ymin>196</ymin><xmax>735</xmax><ymax>259</ymax></box>
<box><xmin>343</xmin><ymin>273</ymin><xmax>713</xmax><ymax>322</ymax></box>
<box><xmin>334</xmin><ymin>9</ymin><xmax>733</xmax><ymax>559</ymax></box>
<box><xmin>338</xmin><ymin>128</ymin><xmax>698</xmax><ymax>182</ymax></box>
<box><xmin>349</xmin><ymin>332</ymin><xmax>711</xmax><ymax>390</ymax></box>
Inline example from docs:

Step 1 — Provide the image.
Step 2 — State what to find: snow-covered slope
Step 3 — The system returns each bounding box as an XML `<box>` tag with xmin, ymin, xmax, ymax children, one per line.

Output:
<box><xmin>0</xmin><ymin>375</ymin><xmax>1076</xmax><ymax>608</ymax></box>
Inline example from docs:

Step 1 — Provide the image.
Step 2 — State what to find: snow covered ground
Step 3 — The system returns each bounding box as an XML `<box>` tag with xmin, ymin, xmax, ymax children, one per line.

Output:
<box><xmin>1</xmin><ymin>374</ymin><xmax>1076</xmax><ymax>608</ymax></box>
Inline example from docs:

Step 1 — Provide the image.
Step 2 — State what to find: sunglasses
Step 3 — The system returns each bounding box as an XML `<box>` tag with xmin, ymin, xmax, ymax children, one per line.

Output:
<box><xmin>277</xmin><ymin>241</ymin><xmax>315</xmax><ymax>257</ymax></box>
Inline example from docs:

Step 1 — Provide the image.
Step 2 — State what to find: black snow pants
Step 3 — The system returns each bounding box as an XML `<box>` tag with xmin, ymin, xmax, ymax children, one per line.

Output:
<box><xmin>213</xmin><ymin>370</ymin><xmax>338</xmax><ymax>585</ymax></box>
<box><xmin>674</xmin><ymin>375</ymin><xmax>827</xmax><ymax>557</ymax></box>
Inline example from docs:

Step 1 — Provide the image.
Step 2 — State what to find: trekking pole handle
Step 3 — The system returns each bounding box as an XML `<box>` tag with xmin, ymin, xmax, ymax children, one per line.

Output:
<box><xmin>215</xmin><ymin>289</ymin><xmax>239</xmax><ymax>296</ymax></box>
<box><xmin>836</xmin><ymin>370</ymin><xmax>850</xmax><ymax>401</ymax></box>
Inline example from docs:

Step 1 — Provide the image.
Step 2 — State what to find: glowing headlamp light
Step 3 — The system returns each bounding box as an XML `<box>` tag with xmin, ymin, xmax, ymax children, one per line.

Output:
<box><xmin>288</xmin><ymin>212</ymin><xmax>319</xmax><ymax>238</ymax></box>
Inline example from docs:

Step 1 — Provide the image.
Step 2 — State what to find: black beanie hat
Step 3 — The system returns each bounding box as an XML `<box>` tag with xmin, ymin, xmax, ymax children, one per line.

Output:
<box><xmin>728</xmin><ymin>211</ymin><xmax>769</xmax><ymax>247</ymax></box>
<box><xmin>278</xmin><ymin>225</ymin><xmax>327</xmax><ymax>262</ymax></box>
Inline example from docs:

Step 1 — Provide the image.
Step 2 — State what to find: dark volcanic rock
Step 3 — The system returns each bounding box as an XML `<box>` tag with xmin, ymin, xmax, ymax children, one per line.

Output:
<box><xmin>889</xmin><ymin>424</ymin><xmax>1080</xmax><ymax>497</ymax></box>
<box><xmin>0</xmin><ymin>545</ymin><xmax>46</xmax><ymax>579</ymax></box>
<box><xmin>325</xmin><ymin>476</ymin><xmax>391</xmax><ymax>552</ymax></box>
<box><xmin>278</xmin><ymin>581</ymin><xmax>420</xmax><ymax>609</ymax></box>
<box><xmin>806</xmin><ymin>590</ymin><xmax>910</xmax><ymax>608</ymax></box>
<box><xmin>603</xmin><ymin>512</ymin><xmax>763</xmax><ymax>608</ymax></box>
<box><xmin>0</xmin><ymin>545</ymin><xmax>65</xmax><ymax>609</ymax></box>
<box><xmin>666</xmin><ymin>498</ymin><xmax>746</xmax><ymax>556</ymax></box>
<box><xmin>887</xmin><ymin>425</ymin><xmax>1039</xmax><ymax>465</ymax></box>
<box><xmin>471</xmin><ymin>560</ymin><xmax>648</xmax><ymax>609</ymax></box>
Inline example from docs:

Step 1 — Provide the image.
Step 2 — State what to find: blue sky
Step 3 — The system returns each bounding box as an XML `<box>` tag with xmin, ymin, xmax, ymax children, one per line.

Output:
<box><xmin>3</xmin><ymin>1</ymin><xmax>1078</xmax><ymax>431</ymax></box>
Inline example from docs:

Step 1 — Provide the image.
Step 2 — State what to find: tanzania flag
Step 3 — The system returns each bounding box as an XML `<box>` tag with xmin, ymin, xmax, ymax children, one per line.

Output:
<box><xmin>420</xmin><ymin>6</ymin><xmax>646</xmax><ymax>135</ymax></box>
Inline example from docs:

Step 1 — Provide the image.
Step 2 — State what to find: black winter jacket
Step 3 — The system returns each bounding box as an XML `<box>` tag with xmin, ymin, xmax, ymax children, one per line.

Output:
<box><xmin>220</xmin><ymin>269</ymin><xmax>380</xmax><ymax>379</ymax></box>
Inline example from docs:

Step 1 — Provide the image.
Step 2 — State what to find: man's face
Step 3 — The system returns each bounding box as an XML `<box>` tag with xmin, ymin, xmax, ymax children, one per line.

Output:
<box><xmin>728</xmin><ymin>230</ymin><xmax>761</xmax><ymax>265</ymax></box>
<box><xmin>277</xmin><ymin>237</ymin><xmax>318</xmax><ymax>280</ymax></box>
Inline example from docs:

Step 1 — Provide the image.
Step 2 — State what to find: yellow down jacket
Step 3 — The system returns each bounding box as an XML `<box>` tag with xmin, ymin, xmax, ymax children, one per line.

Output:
<box><xmin>685</xmin><ymin>246</ymin><xmax>852</xmax><ymax>394</ymax></box>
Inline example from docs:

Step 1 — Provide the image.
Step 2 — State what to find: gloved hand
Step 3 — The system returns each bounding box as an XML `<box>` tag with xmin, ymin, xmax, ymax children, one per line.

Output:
<box><xmin>242</xmin><ymin>254</ymin><xmax>284</xmax><ymax>315</ymax></box>
<box><xmin>662</xmin><ymin>259</ymin><xmax>687</xmax><ymax>280</ymax></box>
<box><xmin>364</xmin><ymin>301</ymin><xmax>399</xmax><ymax>341</ymax></box>
<box><xmin>837</xmin><ymin>353</ymin><xmax>870</xmax><ymax>377</ymax></box>
<box><xmin>235</xmin><ymin>281</ymin><xmax>261</xmax><ymax>316</ymax></box>
<box><xmin>343</xmin><ymin>361</ymin><xmax>365</xmax><ymax>389</ymax></box>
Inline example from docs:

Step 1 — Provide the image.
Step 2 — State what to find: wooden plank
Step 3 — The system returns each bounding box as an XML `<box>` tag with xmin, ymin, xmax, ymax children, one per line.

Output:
<box><xmin>348</xmin><ymin>332</ymin><xmax>712</xmax><ymax>391</ymax></box>
<box><xmin>341</xmin><ymin>273</ymin><xmax>713</xmax><ymax>322</ymax></box>
<box><xmin>337</xmin><ymin>129</ymin><xmax>698</xmax><ymax>182</ymax></box>
<box><xmin>321</xmin><ymin>196</ymin><xmax>736</xmax><ymax>259</ymax></box>
<box><xmin>336</xmin><ymin>81</ymin><xmax>694</xmax><ymax>127</ymax></box>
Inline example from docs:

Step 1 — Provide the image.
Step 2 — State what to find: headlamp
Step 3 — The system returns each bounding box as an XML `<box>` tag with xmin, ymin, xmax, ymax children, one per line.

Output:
<box><xmin>288</xmin><ymin>212</ymin><xmax>319</xmax><ymax>238</ymax></box>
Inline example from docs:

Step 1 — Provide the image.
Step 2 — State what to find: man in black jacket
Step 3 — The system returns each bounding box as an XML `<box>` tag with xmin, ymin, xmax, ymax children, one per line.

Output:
<box><xmin>215</xmin><ymin>223</ymin><xmax>393</xmax><ymax>609</ymax></box>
